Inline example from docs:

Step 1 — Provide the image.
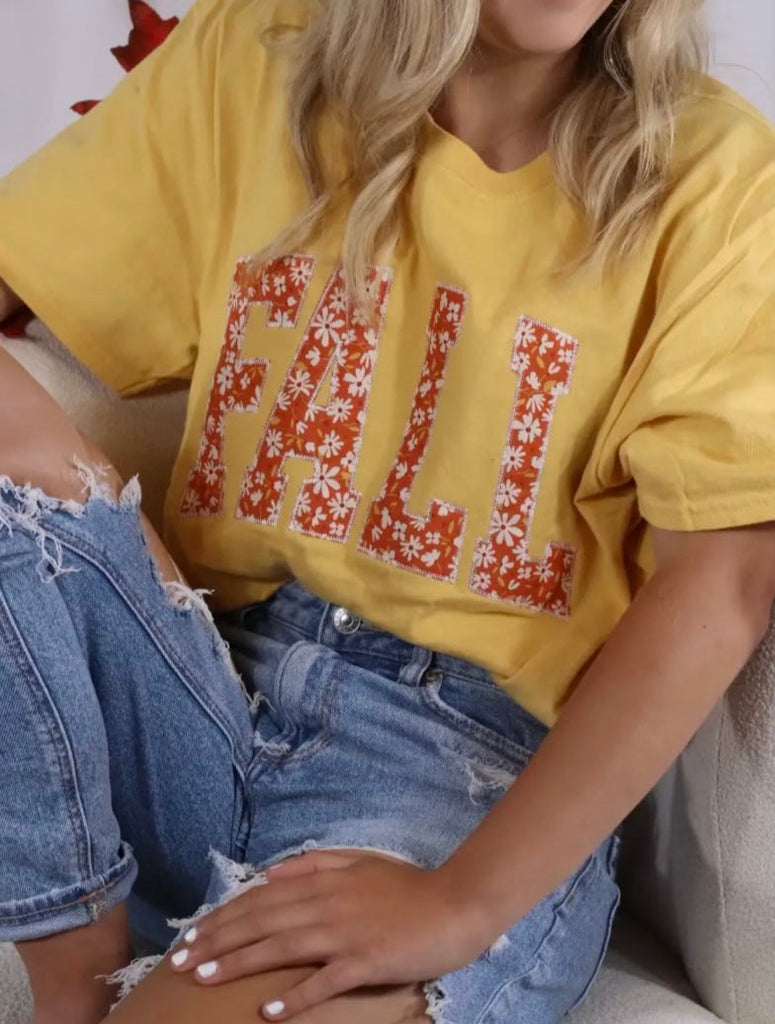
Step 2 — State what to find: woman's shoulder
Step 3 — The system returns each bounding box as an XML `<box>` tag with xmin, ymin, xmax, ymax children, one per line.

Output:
<box><xmin>671</xmin><ymin>75</ymin><xmax>775</xmax><ymax>196</ymax></box>
<box><xmin>188</xmin><ymin>0</ymin><xmax>313</xmax><ymax>104</ymax></box>
<box><xmin>641</xmin><ymin>77</ymin><xmax>775</xmax><ymax>314</ymax></box>
<box><xmin>211</xmin><ymin>0</ymin><xmax>314</xmax><ymax>33</ymax></box>
<box><xmin>661</xmin><ymin>75</ymin><xmax>775</xmax><ymax>252</ymax></box>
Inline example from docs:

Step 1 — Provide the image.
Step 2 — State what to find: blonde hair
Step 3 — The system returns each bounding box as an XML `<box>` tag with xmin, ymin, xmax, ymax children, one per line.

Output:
<box><xmin>258</xmin><ymin>0</ymin><xmax>708</xmax><ymax>298</ymax></box>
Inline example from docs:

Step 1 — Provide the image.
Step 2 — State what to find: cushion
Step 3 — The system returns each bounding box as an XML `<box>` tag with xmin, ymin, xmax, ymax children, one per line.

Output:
<box><xmin>567</xmin><ymin>911</ymin><xmax>724</xmax><ymax>1024</ymax></box>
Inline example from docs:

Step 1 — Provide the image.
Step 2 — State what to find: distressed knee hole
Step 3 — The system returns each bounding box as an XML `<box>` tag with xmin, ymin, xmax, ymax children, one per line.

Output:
<box><xmin>0</xmin><ymin>457</ymin><xmax>249</xmax><ymax>697</ymax></box>
<box><xmin>0</xmin><ymin>455</ymin><xmax>140</xmax><ymax>581</ymax></box>
<box><xmin>73</xmin><ymin>455</ymin><xmax>137</xmax><ymax>507</ymax></box>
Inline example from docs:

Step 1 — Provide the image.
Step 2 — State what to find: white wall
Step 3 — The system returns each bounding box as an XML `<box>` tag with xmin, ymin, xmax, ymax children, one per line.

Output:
<box><xmin>0</xmin><ymin>0</ymin><xmax>191</xmax><ymax>176</ymax></box>
<box><xmin>0</xmin><ymin>0</ymin><xmax>773</xmax><ymax>177</ymax></box>
<box><xmin>708</xmin><ymin>0</ymin><xmax>775</xmax><ymax>121</ymax></box>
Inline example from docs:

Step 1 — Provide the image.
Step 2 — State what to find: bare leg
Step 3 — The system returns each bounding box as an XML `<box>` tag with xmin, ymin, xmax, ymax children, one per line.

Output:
<box><xmin>103</xmin><ymin>959</ymin><xmax>430</xmax><ymax>1024</ymax></box>
<box><xmin>17</xmin><ymin>904</ymin><xmax>134</xmax><ymax>1024</ymax></box>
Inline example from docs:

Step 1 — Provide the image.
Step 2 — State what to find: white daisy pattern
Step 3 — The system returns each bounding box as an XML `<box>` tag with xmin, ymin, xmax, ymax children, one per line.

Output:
<box><xmin>359</xmin><ymin>285</ymin><xmax>468</xmax><ymax>582</ymax></box>
<box><xmin>237</xmin><ymin>266</ymin><xmax>393</xmax><ymax>541</ymax></box>
<box><xmin>180</xmin><ymin>255</ymin><xmax>315</xmax><ymax>517</ymax></box>
<box><xmin>470</xmin><ymin>315</ymin><xmax>579</xmax><ymax>617</ymax></box>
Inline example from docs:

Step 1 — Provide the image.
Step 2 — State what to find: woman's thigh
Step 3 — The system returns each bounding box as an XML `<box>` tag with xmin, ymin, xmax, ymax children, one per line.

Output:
<box><xmin>102</xmin><ymin>959</ymin><xmax>428</xmax><ymax>1024</ymax></box>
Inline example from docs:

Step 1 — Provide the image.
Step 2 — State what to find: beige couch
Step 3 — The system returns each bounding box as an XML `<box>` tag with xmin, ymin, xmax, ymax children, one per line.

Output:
<box><xmin>2</xmin><ymin>323</ymin><xmax>773</xmax><ymax>1024</ymax></box>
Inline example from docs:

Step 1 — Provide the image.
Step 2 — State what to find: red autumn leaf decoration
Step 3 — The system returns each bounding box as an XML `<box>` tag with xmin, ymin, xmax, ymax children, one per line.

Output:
<box><xmin>72</xmin><ymin>99</ymin><xmax>101</xmax><ymax>116</ymax></box>
<box><xmin>111</xmin><ymin>0</ymin><xmax>180</xmax><ymax>71</ymax></box>
<box><xmin>71</xmin><ymin>0</ymin><xmax>180</xmax><ymax>115</ymax></box>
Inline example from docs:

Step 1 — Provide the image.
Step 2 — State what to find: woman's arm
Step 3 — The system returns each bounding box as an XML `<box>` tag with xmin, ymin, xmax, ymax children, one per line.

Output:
<box><xmin>440</xmin><ymin>522</ymin><xmax>775</xmax><ymax>936</ymax></box>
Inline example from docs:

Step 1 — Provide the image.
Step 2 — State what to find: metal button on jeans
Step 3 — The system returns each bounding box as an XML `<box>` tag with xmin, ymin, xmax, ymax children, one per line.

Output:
<box><xmin>332</xmin><ymin>607</ymin><xmax>361</xmax><ymax>635</ymax></box>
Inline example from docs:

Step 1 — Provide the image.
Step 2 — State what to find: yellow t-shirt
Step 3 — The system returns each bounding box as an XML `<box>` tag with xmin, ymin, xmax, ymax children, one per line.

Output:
<box><xmin>1</xmin><ymin>0</ymin><xmax>774</xmax><ymax>727</ymax></box>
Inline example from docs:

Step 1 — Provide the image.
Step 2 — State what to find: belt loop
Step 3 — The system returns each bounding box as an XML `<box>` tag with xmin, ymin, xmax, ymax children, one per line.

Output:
<box><xmin>399</xmin><ymin>646</ymin><xmax>434</xmax><ymax>687</ymax></box>
<box><xmin>316</xmin><ymin>602</ymin><xmax>332</xmax><ymax>645</ymax></box>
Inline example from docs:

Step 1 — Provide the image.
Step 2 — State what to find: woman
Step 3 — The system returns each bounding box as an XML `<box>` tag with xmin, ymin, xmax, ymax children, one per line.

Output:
<box><xmin>1</xmin><ymin>0</ymin><xmax>774</xmax><ymax>1022</ymax></box>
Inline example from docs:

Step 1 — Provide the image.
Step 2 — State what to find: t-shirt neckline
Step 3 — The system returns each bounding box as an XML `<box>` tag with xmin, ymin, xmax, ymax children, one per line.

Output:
<box><xmin>419</xmin><ymin>112</ymin><xmax>554</xmax><ymax>199</ymax></box>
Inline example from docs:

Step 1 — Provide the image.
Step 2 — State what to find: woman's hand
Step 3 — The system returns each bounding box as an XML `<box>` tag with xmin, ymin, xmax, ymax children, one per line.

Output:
<box><xmin>169</xmin><ymin>850</ymin><xmax>492</xmax><ymax>1020</ymax></box>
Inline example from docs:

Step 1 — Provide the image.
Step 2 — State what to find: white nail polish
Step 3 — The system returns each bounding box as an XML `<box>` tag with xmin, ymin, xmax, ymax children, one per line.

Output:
<box><xmin>264</xmin><ymin>1001</ymin><xmax>285</xmax><ymax>1017</ymax></box>
<box><xmin>184</xmin><ymin>927</ymin><xmax>198</xmax><ymax>944</ymax></box>
<box><xmin>196</xmin><ymin>961</ymin><xmax>219</xmax><ymax>979</ymax></box>
<box><xmin>171</xmin><ymin>949</ymin><xmax>189</xmax><ymax>967</ymax></box>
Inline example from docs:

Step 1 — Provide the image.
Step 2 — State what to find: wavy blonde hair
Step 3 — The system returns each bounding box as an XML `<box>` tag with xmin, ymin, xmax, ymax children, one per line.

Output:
<box><xmin>257</xmin><ymin>0</ymin><xmax>708</xmax><ymax>299</ymax></box>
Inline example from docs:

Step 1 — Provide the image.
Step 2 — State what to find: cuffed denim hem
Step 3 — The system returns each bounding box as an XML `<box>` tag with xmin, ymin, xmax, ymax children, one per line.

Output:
<box><xmin>0</xmin><ymin>840</ymin><xmax>138</xmax><ymax>942</ymax></box>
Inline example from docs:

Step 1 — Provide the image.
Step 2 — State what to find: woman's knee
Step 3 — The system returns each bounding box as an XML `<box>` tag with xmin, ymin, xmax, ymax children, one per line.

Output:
<box><xmin>0</xmin><ymin>438</ymin><xmax>187</xmax><ymax>589</ymax></box>
<box><xmin>1</xmin><ymin>431</ymin><xmax>102</xmax><ymax>506</ymax></box>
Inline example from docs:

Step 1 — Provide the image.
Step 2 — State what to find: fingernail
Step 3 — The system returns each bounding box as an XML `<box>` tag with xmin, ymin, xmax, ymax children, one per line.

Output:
<box><xmin>264</xmin><ymin>1000</ymin><xmax>285</xmax><ymax>1018</ymax></box>
<box><xmin>196</xmin><ymin>961</ymin><xmax>219</xmax><ymax>979</ymax></box>
<box><xmin>184</xmin><ymin>927</ymin><xmax>198</xmax><ymax>943</ymax></box>
<box><xmin>171</xmin><ymin>949</ymin><xmax>189</xmax><ymax>967</ymax></box>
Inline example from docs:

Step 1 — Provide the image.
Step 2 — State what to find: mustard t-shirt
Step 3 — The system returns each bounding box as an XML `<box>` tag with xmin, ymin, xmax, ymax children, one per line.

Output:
<box><xmin>1</xmin><ymin>0</ymin><xmax>774</xmax><ymax>726</ymax></box>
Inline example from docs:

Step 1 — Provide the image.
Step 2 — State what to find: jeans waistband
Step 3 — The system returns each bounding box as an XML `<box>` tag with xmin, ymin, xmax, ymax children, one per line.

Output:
<box><xmin>248</xmin><ymin>580</ymin><xmax>491</xmax><ymax>679</ymax></box>
<box><xmin>227</xmin><ymin>580</ymin><xmax>550</xmax><ymax>738</ymax></box>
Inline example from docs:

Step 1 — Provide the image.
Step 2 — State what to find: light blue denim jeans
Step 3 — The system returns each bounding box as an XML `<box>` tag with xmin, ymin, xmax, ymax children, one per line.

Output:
<box><xmin>0</xmin><ymin>471</ymin><xmax>622</xmax><ymax>1023</ymax></box>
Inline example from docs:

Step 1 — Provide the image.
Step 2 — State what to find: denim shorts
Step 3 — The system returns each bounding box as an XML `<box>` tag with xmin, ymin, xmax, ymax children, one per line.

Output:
<box><xmin>0</xmin><ymin>472</ymin><xmax>622</xmax><ymax>1024</ymax></box>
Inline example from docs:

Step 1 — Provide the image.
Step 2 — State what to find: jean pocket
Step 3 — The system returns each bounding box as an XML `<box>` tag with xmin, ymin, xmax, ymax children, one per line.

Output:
<box><xmin>250</xmin><ymin>641</ymin><xmax>338</xmax><ymax>767</ymax></box>
<box><xmin>419</xmin><ymin>669</ymin><xmax>538</xmax><ymax>766</ymax></box>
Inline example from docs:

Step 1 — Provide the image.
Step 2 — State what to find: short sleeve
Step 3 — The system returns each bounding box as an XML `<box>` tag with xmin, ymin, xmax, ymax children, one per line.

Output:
<box><xmin>0</xmin><ymin>0</ymin><xmax>222</xmax><ymax>395</ymax></box>
<box><xmin>615</xmin><ymin>212</ymin><xmax>775</xmax><ymax>532</ymax></box>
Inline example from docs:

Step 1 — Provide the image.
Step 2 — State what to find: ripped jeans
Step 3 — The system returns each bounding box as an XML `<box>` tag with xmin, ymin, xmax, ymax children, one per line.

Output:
<box><xmin>0</xmin><ymin>469</ymin><xmax>622</xmax><ymax>1024</ymax></box>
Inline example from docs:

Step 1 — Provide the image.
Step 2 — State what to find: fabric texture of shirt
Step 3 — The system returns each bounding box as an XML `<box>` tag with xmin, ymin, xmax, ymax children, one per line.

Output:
<box><xmin>1</xmin><ymin>0</ymin><xmax>774</xmax><ymax>726</ymax></box>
